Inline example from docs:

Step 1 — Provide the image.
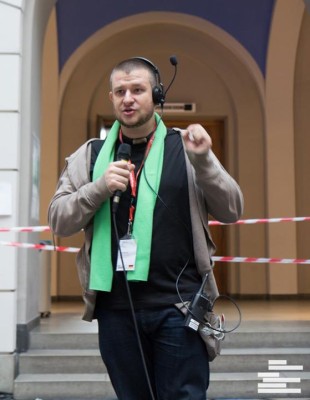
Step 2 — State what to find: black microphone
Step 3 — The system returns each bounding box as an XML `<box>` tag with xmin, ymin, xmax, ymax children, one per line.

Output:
<box><xmin>169</xmin><ymin>55</ymin><xmax>178</xmax><ymax>66</ymax></box>
<box><xmin>112</xmin><ymin>143</ymin><xmax>132</xmax><ymax>213</ymax></box>
<box><xmin>164</xmin><ymin>55</ymin><xmax>178</xmax><ymax>98</ymax></box>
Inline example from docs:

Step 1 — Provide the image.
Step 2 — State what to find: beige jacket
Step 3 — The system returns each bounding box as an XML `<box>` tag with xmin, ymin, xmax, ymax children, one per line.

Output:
<box><xmin>48</xmin><ymin>137</ymin><xmax>243</xmax><ymax>321</ymax></box>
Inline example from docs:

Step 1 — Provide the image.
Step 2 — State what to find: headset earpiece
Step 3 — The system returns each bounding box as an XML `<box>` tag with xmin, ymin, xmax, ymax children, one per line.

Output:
<box><xmin>152</xmin><ymin>85</ymin><xmax>165</xmax><ymax>106</ymax></box>
<box><xmin>130</xmin><ymin>57</ymin><xmax>165</xmax><ymax>106</ymax></box>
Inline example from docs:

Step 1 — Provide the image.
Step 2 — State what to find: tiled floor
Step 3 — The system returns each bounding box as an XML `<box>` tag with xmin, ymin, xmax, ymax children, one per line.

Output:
<box><xmin>50</xmin><ymin>298</ymin><xmax>310</xmax><ymax>321</ymax></box>
<box><xmin>38</xmin><ymin>298</ymin><xmax>310</xmax><ymax>336</ymax></box>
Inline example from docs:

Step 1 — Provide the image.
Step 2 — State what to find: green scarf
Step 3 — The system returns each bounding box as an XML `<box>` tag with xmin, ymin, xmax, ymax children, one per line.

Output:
<box><xmin>90</xmin><ymin>113</ymin><xmax>166</xmax><ymax>291</ymax></box>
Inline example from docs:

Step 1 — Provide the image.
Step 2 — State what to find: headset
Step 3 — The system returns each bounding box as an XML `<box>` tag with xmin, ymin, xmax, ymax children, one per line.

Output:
<box><xmin>129</xmin><ymin>56</ymin><xmax>166</xmax><ymax>106</ymax></box>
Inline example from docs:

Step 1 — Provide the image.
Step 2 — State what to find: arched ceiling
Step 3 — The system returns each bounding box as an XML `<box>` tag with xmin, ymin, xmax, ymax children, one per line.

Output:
<box><xmin>55</xmin><ymin>0</ymin><xmax>275</xmax><ymax>75</ymax></box>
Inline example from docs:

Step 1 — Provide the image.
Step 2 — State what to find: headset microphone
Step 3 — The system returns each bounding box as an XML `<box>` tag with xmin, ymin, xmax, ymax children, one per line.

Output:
<box><xmin>169</xmin><ymin>55</ymin><xmax>178</xmax><ymax>67</ymax></box>
<box><xmin>129</xmin><ymin>55</ymin><xmax>178</xmax><ymax>107</ymax></box>
<box><xmin>112</xmin><ymin>143</ymin><xmax>132</xmax><ymax>214</ymax></box>
<box><xmin>163</xmin><ymin>55</ymin><xmax>178</xmax><ymax>100</ymax></box>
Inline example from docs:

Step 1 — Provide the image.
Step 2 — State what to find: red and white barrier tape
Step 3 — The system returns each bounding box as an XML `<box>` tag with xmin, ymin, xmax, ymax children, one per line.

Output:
<box><xmin>0</xmin><ymin>225</ymin><xmax>50</xmax><ymax>233</ymax></box>
<box><xmin>208</xmin><ymin>216</ymin><xmax>310</xmax><ymax>226</ymax></box>
<box><xmin>0</xmin><ymin>240</ymin><xmax>310</xmax><ymax>264</ymax></box>
<box><xmin>0</xmin><ymin>216</ymin><xmax>309</xmax><ymax>264</ymax></box>
<box><xmin>212</xmin><ymin>256</ymin><xmax>310</xmax><ymax>264</ymax></box>
<box><xmin>0</xmin><ymin>241</ymin><xmax>78</xmax><ymax>253</ymax></box>
<box><xmin>0</xmin><ymin>216</ymin><xmax>310</xmax><ymax>233</ymax></box>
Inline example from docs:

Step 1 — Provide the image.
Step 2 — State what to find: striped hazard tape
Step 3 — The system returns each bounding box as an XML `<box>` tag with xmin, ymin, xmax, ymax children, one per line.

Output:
<box><xmin>1</xmin><ymin>216</ymin><xmax>310</xmax><ymax>233</ymax></box>
<box><xmin>0</xmin><ymin>216</ymin><xmax>309</xmax><ymax>264</ymax></box>
<box><xmin>0</xmin><ymin>240</ymin><xmax>309</xmax><ymax>264</ymax></box>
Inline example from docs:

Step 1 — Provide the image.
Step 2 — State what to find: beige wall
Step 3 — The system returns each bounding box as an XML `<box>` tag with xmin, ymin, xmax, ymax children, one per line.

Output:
<box><xmin>295</xmin><ymin>10</ymin><xmax>310</xmax><ymax>294</ymax></box>
<box><xmin>40</xmin><ymin>8</ymin><xmax>59</xmax><ymax>296</ymax></box>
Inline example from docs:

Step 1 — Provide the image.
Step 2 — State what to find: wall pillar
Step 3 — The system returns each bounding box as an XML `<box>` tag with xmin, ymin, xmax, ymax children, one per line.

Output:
<box><xmin>0</xmin><ymin>0</ymin><xmax>23</xmax><ymax>392</ymax></box>
<box><xmin>0</xmin><ymin>0</ymin><xmax>55</xmax><ymax>393</ymax></box>
<box><xmin>265</xmin><ymin>0</ymin><xmax>304</xmax><ymax>294</ymax></box>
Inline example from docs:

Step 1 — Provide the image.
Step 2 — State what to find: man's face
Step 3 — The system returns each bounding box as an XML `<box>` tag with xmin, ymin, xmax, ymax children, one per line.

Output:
<box><xmin>109</xmin><ymin>68</ymin><xmax>155</xmax><ymax>130</ymax></box>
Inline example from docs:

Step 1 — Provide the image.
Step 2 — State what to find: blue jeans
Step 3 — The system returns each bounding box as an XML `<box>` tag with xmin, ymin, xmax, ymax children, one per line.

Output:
<box><xmin>97</xmin><ymin>306</ymin><xmax>209</xmax><ymax>400</ymax></box>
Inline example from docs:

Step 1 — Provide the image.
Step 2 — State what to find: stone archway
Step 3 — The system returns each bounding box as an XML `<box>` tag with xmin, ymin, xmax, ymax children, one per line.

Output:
<box><xmin>52</xmin><ymin>12</ymin><xmax>266</xmax><ymax>297</ymax></box>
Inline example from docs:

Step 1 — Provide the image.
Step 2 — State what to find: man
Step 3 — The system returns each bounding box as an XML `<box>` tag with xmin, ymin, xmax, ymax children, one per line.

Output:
<box><xmin>48</xmin><ymin>57</ymin><xmax>243</xmax><ymax>400</ymax></box>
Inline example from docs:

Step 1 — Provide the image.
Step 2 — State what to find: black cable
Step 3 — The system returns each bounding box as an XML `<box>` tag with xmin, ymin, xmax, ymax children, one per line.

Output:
<box><xmin>164</xmin><ymin>61</ymin><xmax>177</xmax><ymax>99</ymax></box>
<box><xmin>143</xmin><ymin>158</ymin><xmax>242</xmax><ymax>335</ymax></box>
<box><xmin>112</xmin><ymin>212</ymin><xmax>156</xmax><ymax>400</ymax></box>
<box><xmin>210</xmin><ymin>294</ymin><xmax>242</xmax><ymax>333</ymax></box>
<box><xmin>142</xmin><ymin>166</ymin><xmax>192</xmax><ymax>236</ymax></box>
<box><xmin>176</xmin><ymin>269</ymin><xmax>242</xmax><ymax>334</ymax></box>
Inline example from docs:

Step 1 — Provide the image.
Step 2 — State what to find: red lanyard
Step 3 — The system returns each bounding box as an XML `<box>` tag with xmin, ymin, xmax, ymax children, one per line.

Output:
<box><xmin>119</xmin><ymin>127</ymin><xmax>156</xmax><ymax>233</ymax></box>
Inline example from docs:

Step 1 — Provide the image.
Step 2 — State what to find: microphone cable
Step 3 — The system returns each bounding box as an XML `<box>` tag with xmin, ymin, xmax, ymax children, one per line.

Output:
<box><xmin>175</xmin><ymin>261</ymin><xmax>242</xmax><ymax>334</ymax></box>
<box><xmin>163</xmin><ymin>55</ymin><xmax>178</xmax><ymax>99</ymax></box>
<box><xmin>111</xmin><ymin>211</ymin><xmax>156</xmax><ymax>400</ymax></box>
<box><xmin>142</xmin><ymin>145</ymin><xmax>242</xmax><ymax>335</ymax></box>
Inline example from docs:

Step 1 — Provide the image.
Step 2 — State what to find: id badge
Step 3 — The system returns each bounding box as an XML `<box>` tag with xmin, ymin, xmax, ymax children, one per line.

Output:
<box><xmin>116</xmin><ymin>236</ymin><xmax>137</xmax><ymax>272</ymax></box>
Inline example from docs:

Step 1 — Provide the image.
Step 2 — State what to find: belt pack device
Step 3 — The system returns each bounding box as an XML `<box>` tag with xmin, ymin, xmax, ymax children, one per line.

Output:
<box><xmin>184</xmin><ymin>273</ymin><xmax>213</xmax><ymax>331</ymax></box>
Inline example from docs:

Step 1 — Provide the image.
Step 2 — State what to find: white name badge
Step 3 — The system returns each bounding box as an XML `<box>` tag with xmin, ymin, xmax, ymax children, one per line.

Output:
<box><xmin>116</xmin><ymin>238</ymin><xmax>137</xmax><ymax>272</ymax></box>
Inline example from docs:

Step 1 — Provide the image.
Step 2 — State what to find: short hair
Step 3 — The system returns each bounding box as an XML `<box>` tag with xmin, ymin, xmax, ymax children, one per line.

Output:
<box><xmin>110</xmin><ymin>58</ymin><xmax>157</xmax><ymax>89</ymax></box>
